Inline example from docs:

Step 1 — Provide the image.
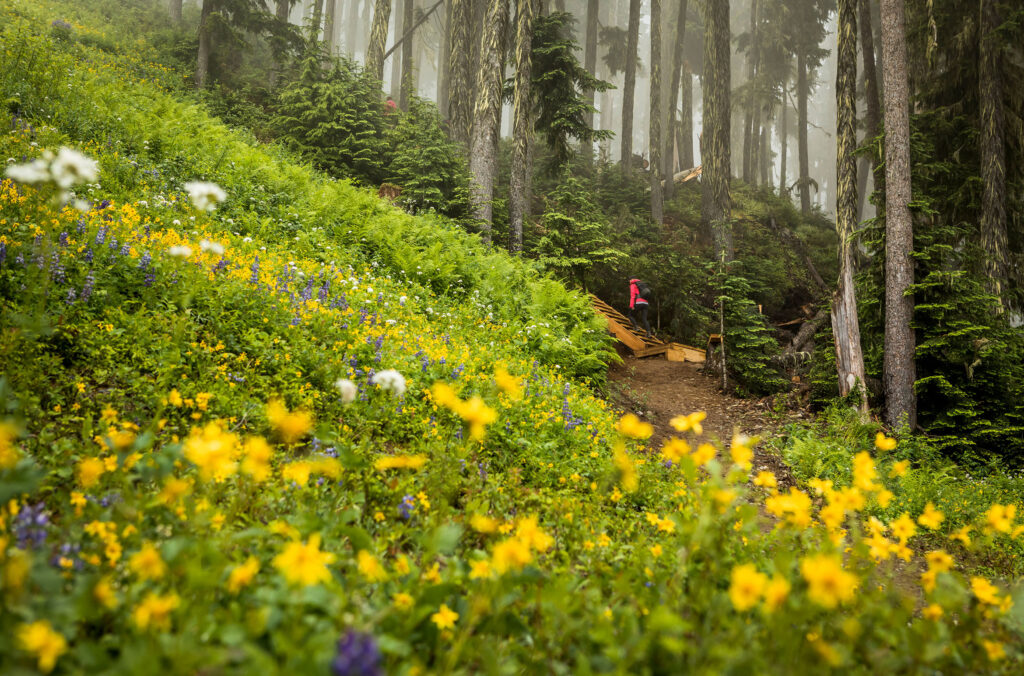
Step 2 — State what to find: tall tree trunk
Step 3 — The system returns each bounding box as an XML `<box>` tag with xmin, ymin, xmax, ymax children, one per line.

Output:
<box><xmin>312</xmin><ymin>0</ymin><xmax>326</xmax><ymax>38</ymax></box>
<box><xmin>468</xmin><ymin>0</ymin><xmax>508</xmax><ymax>240</ymax></box>
<box><xmin>833</xmin><ymin>0</ymin><xmax>869</xmax><ymax>418</ymax></box>
<box><xmin>650</xmin><ymin>0</ymin><xmax>664</xmax><ymax>223</ymax></box>
<box><xmin>666</xmin><ymin>0</ymin><xmax>689</xmax><ymax>198</ymax></box>
<box><xmin>584</xmin><ymin>0</ymin><xmax>599</xmax><ymax>161</ymax></box>
<box><xmin>391</xmin><ymin>0</ymin><xmax>405</xmax><ymax>98</ymax></box>
<box><xmin>759</xmin><ymin>123</ymin><xmax>768</xmax><ymax>184</ymax></box>
<box><xmin>277</xmin><ymin>0</ymin><xmax>290</xmax><ymax>21</ymax></box>
<box><xmin>879</xmin><ymin>0</ymin><xmax>916</xmax><ymax>429</ymax></box>
<box><xmin>169</xmin><ymin>0</ymin><xmax>183</xmax><ymax>23</ymax></box>
<box><xmin>346</xmin><ymin>0</ymin><xmax>362</xmax><ymax>53</ymax></box>
<box><xmin>701</xmin><ymin>0</ymin><xmax>732</xmax><ymax>258</ymax></box>
<box><xmin>621</xmin><ymin>0</ymin><xmax>641</xmax><ymax>166</ymax></box>
<box><xmin>680</xmin><ymin>66</ymin><xmax>693</xmax><ymax>168</ymax></box>
<box><xmin>366</xmin><ymin>0</ymin><xmax>394</xmax><ymax>80</ymax></box>
<box><xmin>855</xmin><ymin>0</ymin><xmax>881</xmax><ymax>219</ymax></box>
<box><xmin>797</xmin><ymin>50</ymin><xmax>811</xmax><ymax>214</ymax></box>
<box><xmin>447</xmin><ymin>0</ymin><xmax>472</xmax><ymax>147</ymax></box>
<box><xmin>438</xmin><ymin>1</ymin><xmax>451</xmax><ymax>111</ymax></box>
<box><xmin>509</xmin><ymin>0</ymin><xmax>535</xmax><ymax>254</ymax></box>
<box><xmin>400</xmin><ymin>0</ymin><xmax>416</xmax><ymax>109</ymax></box>
<box><xmin>779</xmin><ymin>75</ymin><xmax>788</xmax><ymax>195</ymax></box>
<box><xmin>195</xmin><ymin>0</ymin><xmax>213</xmax><ymax>88</ymax></box>
<box><xmin>324</xmin><ymin>0</ymin><xmax>338</xmax><ymax>52</ymax></box>
<box><xmin>979</xmin><ymin>0</ymin><xmax>1008</xmax><ymax>306</ymax></box>
<box><xmin>741</xmin><ymin>0</ymin><xmax>758</xmax><ymax>183</ymax></box>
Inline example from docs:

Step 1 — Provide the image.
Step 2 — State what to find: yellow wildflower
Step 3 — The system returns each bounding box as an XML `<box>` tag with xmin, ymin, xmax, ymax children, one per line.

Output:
<box><xmin>922</xmin><ymin>603</ymin><xmax>943</xmax><ymax>621</ymax></box>
<box><xmin>374</xmin><ymin>454</ymin><xmax>428</xmax><ymax>471</ymax></box>
<box><xmin>491</xmin><ymin>537</ymin><xmax>532</xmax><ymax>573</ymax></box>
<box><xmin>729</xmin><ymin>433</ymin><xmax>756</xmax><ymax>470</ymax></box>
<box><xmin>984</xmin><ymin>504</ymin><xmax>1016</xmax><ymax>534</ymax></box>
<box><xmin>983</xmin><ymin>640</ymin><xmax>1006</xmax><ymax>661</ymax></box>
<box><xmin>616</xmin><ymin>413</ymin><xmax>653</xmax><ymax>440</ymax></box>
<box><xmin>763</xmin><ymin>576</ymin><xmax>791</xmax><ymax>613</ymax></box>
<box><xmin>0</xmin><ymin>422</ymin><xmax>21</xmax><ymax>469</ymax></box>
<box><xmin>691</xmin><ymin>442</ymin><xmax>717</xmax><ymax>466</ymax></box>
<box><xmin>613</xmin><ymin>442</ymin><xmax>638</xmax><ymax>492</ymax></box>
<box><xmin>470</xmin><ymin>514</ymin><xmax>499</xmax><ymax>534</ymax></box>
<box><xmin>266</xmin><ymin>399</ymin><xmax>312</xmax><ymax>443</ymax></box>
<box><xmin>128</xmin><ymin>542</ymin><xmax>166</xmax><ymax>581</ymax></box>
<box><xmin>17</xmin><ymin>620</ymin><xmax>67</xmax><ymax>673</ymax></box>
<box><xmin>889</xmin><ymin>459</ymin><xmax>910</xmax><ymax>478</ymax></box>
<box><xmin>971</xmin><ymin>577</ymin><xmax>1001</xmax><ymax>605</ymax></box>
<box><xmin>272</xmin><ymin>534</ymin><xmax>336</xmax><ymax>586</ymax></box>
<box><xmin>669</xmin><ymin>411</ymin><xmax>706</xmax><ymax>435</ymax></box>
<box><xmin>661</xmin><ymin>437</ymin><xmax>691</xmax><ymax>463</ymax></box>
<box><xmin>494</xmin><ymin>367</ymin><xmax>523</xmax><ymax>399</ymax></box>
<box><xmin>917</xmin><ymin>502</ymin><xmax>945</xmax><ymax>530</ymax></box>
<box><xmin>469</xmin><ymin>559</ymin><xmax>493</xmax><ymax>580</ymax></box>
<box><xmin>227</xmin><ymin>557</ymin><xmax>260</xmax><ymax>593</ymax></box>
<box><xmin>93</xmin><ymin>577</ymin><xmax>118</xmax><ymax>609</ymax></box>
<box><xmin>852</xmin><ymin>451</ymin><xmax>879</xmax><ymax>491</ymax></box>
<box><xmin>393</xmin><ymin>592</ymin><xmax>414</xmax><ymax>610</ymax></box>
<box><xmin>357</xmin><ymin>550</ymin><xmax>387</xmax><ymax>582</ymax></box>
<box><xmin>240</xmin><ymin>436</ymin><xmax>273</xmax><ymax>482</ymax></box>
<box><xmin>728</xmin><ymin>564</ymin><xmax>767</xmax><ymax>611</ymax></box>
<box><xmin>76</xmin><ymin>456</ymin><xmax>106</xmax><ymax>488</ymax></box>
<box><xmin>890</xmin><ymin>513</ymin><xmax>917</xmax><ymax>542</ymax></box>
<box><xmin>800</xmin><ymin>554</ymin><xmax>858</xmax><ymax>608</ymax></box>
<box><xmin>874</xmin><ymin>432</ymin><xmax>897</xmax><ymax>451</ymax></box>
<box><xmin>753</xmin><ymin>471</ymin><xmax>777</xmax><ymax>489</ymax></box>
<box><xmin>431</xmin><ymin>603</ymin><xmax>459</xmax><ymax>630</ymax></box>
<box><xmin>183</xmin><ymin>422</ymin><xmax>239</xmax><ymax>482</ymax></box>
<box><xmin>133</xmin><ymin>592</ymin><xmax>180</xmax><ymax>631</ymax></box>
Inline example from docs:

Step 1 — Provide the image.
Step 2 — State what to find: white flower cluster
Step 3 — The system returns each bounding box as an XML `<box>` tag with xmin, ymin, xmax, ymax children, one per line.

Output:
<box><xmin>168</xmin><ymin>245</ymin><xmax>192</xmax><ymax>258</ymax></box>
<box><xmin>335</xmin><ymin>378</ymin><xmax>358</xmax><ymax>404</ymax></box>
<box><xmin>374</xmin><ymin>369</ymin><xmax>406</xmax><ymax>397</ymax></box>
<box><xmin>183</xmin><ymin>181</ymin><xmax>227</xmax><ymax>212</ymax></box>
<box><xmin>199</xmin><ymin>239</ymin><xmax>225</xmax><ymax>255</ymax></box>
<box><xmin>6</xmin><ymin>147</ymin><xmax>99</xmax><ymax>210</ymax></box>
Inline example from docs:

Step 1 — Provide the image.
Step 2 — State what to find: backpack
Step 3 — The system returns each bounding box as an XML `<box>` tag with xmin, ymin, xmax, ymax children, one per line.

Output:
<box><xmin>636</xmin><ymin>281</ymin><xmax>652</xmax><ymax>301</ymax></box>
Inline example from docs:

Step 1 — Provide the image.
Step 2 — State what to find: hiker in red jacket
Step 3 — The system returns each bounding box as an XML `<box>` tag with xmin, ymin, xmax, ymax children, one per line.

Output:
<box><xmin>629</xmin><ymin>277</ymin><xmax>653</xmax><ymax>338</ymax></box>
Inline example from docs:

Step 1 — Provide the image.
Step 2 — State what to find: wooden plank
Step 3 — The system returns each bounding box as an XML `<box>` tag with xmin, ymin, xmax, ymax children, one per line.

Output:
<box><xmin>667</xmin><ymin>343</ymin><xmax>707</xmax><ymax>363</ymax></box>
<box><xmin>604</xmin><ymin>315</ymin><xmax>646</xmax><ymax>351</ymax></box>
<box><xmin>634</xmin><ymin>344</ymin><xmax>670</xmax><ymax>358</ymax></box>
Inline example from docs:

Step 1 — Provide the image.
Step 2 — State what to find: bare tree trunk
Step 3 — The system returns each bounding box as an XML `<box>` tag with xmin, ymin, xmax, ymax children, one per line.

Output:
<box><xmin>666</xmin><ymin>0</ymin><xmax>689</xmax><ymax>198</ymax></box>
<box><xmin>325</xmin><ymin>0</ymin><xmax>338</xmax><ymax>52</ymax></box>
<box><xmin>621</xmin><ymin>0</ymin><xmax>641</xmax><ymax>167</ymax></box>
<box><xmin>779</xmin><ymin>74</ymin><xmax>788</xmax><ymax>195</ymax></box>
<box><xmin>584</xmin><ymin>0</ymin><xmax>599</xmax><ymax>161</ymax></box>
<box><xmin>447</xmin><ymin>0</ymin><xmax>472</xmax><ymax>147</ymax></box>
<box><xmin>468</xmin><ymin>0</ymin><xmax>509</xmax><ymax>239</ymax></box>
<box><xmin>701</xmin><ymin>0</ymin><xmax>732</xmax><ymax>258</ymax></box>
<box><xmin>277</xmin><ymin>0</ymin><xmax>291</xmax><ymax>21</ymax></box>
<box><xmin>797</xmin><ymin>50</ymin><xmax>811</xmax><ymax>214</ymax></box>
<box><xmin>346</xmin><ymin>0</ymin><xmax>362</xmax><ymax>53</ymax></box>
<box><xmin>855</xmin><ymin>0</ymin><xmax>880</xmax><ymax>219</ymax></box>
<box><xmin>759</xmin><ymin>123</ymin><xmax>769</xmax><ymax>184</ymax></box>
<box><xmin>980</xmin><ymin>0</ymin><xmax>1008</xmax><ymax>307</ymax></box>
<box><xmin>438</xmin><ymin>1</ymin><xmax>451</xmax><ymax>110</ymax></box>
<box><xmin>366</xmin><ymin>0</ymin><xmax>394</xmax><ymax>80</ymax></box>
<box><xmin>833</xmin><ymin>0</ymin><xmax>869</xmax><ymax>418</ymax></box>
<box><xmin>741</xmin><ymin>0</ymin><xmax>758</xmax><ymax>183</ymax></box>
<box><xmin>650</xmin><ymin>0</ymin><xmax>664</xmax><ymax>223</ymax></box>
<box><xmin>400</xmin><ymin>0</ymin><xmax>416</xmax><ymax>109</ymax></box>
<box><xmin>312</xmin><ymin>0</ymin><xmax>326</xmax><ymax>38</ymax></box>
<box><xmin>680</xmin><ymin>66</ymin><xmax>693</xmax><ymax>168</ymax></box>
<box><xmin>390</xmin><ymin>0</ymin><xmax>405</xmax><ymax>98</ymax></box>
<box><xmin>195</xmin><ymin>0</ymin><xmax>213</xmax><ymax>88</ymax></box>
<box><xmin>169</xmin><ymin>0</ymin><xmax>183</xmax><ymax>23</ymax></box>
<box><xmin>879</xmin><ymin>0</ymin><xmax>916</xmax><ymax>429</ymax></box>
<box><xmin>509</xmin><ymin>0</ymin><xmax>535</xmax><ymax>253</ymax></box>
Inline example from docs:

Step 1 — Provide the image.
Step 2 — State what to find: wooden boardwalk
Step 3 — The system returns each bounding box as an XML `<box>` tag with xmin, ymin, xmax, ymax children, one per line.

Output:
<box><xmin>590</xmin><ymin>295</ymin><xmax>705</xmax><ymax>363</ymax></box>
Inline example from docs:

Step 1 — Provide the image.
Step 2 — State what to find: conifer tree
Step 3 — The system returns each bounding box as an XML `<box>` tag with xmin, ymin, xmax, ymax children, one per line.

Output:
<box><xmin>701</xmin><ymin>0</ymin><xmax>731</xmax><ymax>259</ymax></box>
<box><xmin>467</xmin><ymin>0</ymin><xmax>509</xmax><ymax>238</ymax></box>
<box><xmin>509</xmin><ymin>0</ymin><xmax>536</xmax><ymax>253</ymax></box>
<box><xmin>650</xmin><ymin>0</ymin><xmax>663</xmax><ymax>223</ymax></box>
<box><xmin>832</xmin><ymin>0</ymin><xmax>868</xmax><ymax>417</ymax></box>
<box><xmin>584</xmin><ymin>0</ymin><xmax>599</xmax><ymax>160</ymax></box>
<box><xmin>666</xmin><ymin>0</ymin><xmax>689</xmax><ymax>199</ymax></box>
<box><xmin>621</xmin><ymin>0</ymin><xmax>641</xmax><ymax>166</ymax></box>
<box><xmin>879</xmin><ymin>0</ymin><xmax>916</xmax><ymax>428</ymax></box>
<box><xmin>366</xmin><ymin>0</ymin><xmax>393</xmax><ymax>80</ymax></box>
<box><xmin>979</xmin><ymin>0</ymin><xmax>1008</xmax><ymax>307</ymax></box>
<box><xmin>855</xmin><ymin>0</ymin><xmax>880</xmax><ymax>218</ymax></box>
<box><xmin>742</xmin><ymin>0</ymin><xmax>759</xmax><ymax>184</ymax></box>
<box><xmin>447</xmin><ymin>0</ymin><xmax>472</xmax><ymax>147</ymax></box>
<box><xmin>400</xmin><ymin>0</ymin><xmax>416</xmax><ymax>110</ymax></box>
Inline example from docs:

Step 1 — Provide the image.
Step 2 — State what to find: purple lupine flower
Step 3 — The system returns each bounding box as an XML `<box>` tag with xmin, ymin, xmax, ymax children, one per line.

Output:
<box><xmin>83</xmin><ymin>248</ymin><xmax>94</xmax><ymax>263</ymax></box>
<box><xmin>14</xmin><ymin>502</ymin><xmax>49</xmax><ymax>549</ymax></box>
<box><xmin>58</xmin><ymin>232</ymin><xmax>69</xmax><ymax>247</ymax></box>
<box><xmin>249</xmin><ymin>256</ymin><xmax>260</xmax><ymax>284</ymax></box>
<box><xmin>300</xmin><ymin>277</ymin><xmax>314</xmax><ymax>302</ymax></box>
<box><xmin>120</xmin><ymin>244</ymin><xmax>130</xmax><ymax>257</ymax></box>
<box><xmin>397</xmin><ymin>495</ymin><xmax>415</xmax><ymax>521</ymax></box>
<box><xmin>80</xmin><ymin>271</ymin><xmax>95</xmax><ymax>301</ymax></box>
<box><xmin>108</xmin><ymin>236</ymin><xmax>118</xmax><ymax>251</ymax></box>
<box><xmin>65</xmin><ymin>288</ymin><xmax>77</xmax><ymax>304</ymax></box>
<box><xmin>213</xmin><ymin>258</ymin><xmax>229</xmax><ymax>273</ymax></box>
<box><xmin>15</xmin><ymin>253</ymin><xmax>24</xmax><ymax>265</ymax></box>
<box><xmin>139</xmin><ymin>251</ymin><xmax>152</xmax><ymax>269</ymax></box>
<box><xmin>97</xmin><ymin>199</ymin><xmax>111</xmax><ymax>210</ymax></box>
<box><xmin>76</xmin><ymin>219</ymin><xmax>86</xmax><ymax>233</ymax></box>
<box><xmin>0</xmin><ymin>241</ymin><xmax>6</xmax><ymax>267</ymax></box>
<box><xmin>144</xmin><ymin>270</ymin><xmax>155</xmax><ymax>287</ymax></box>
<box><xmin>95</xmin><ymin>227</ymin><xmax>107</xmax><ymax>246</ymax></box>
<box><xmin>331</xmin><ymin>630</ymin><xmax>381</xmax><ymax>676</ymax></box>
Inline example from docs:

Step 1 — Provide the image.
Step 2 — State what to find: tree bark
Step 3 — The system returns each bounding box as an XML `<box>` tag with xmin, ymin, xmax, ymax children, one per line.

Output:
<box><xmin>468</xmin><ymin>0</ymin><xmax>509</xmax><ymax>239</ymax></box>
<box><xmin>701</xmin><ymin>0</ymin><xmax>732</xmax><ymax>258</ymax></box>
<box><xmin>277</xmin><ymin>0</ymin><xmax>290</xmax><ymax>21</ymax></box>
<box><xmin>680</xmin><ymin>66</ymin><xmax>693</xmax><ymax>168</ymax></box>
<box><xmin>741</xmin><ymin>0</ymin><xmax>758</xmax><ymax>183</ymax></box>
<box><xmin>400</xmin><ymin>0</ymin><xmax>416</xmax><ymax>109</ymax></box>
<box><xmin>509</xmin><ymin>0</ymin><xmax>535</xmax><ymax>254</ymax></box>
<box><xmin>650</xmin><ymin>0</ymin><xmax>664</xmax><ymax>223</ymax></box>
<box><xmin>584</xmin><ymin>0</ymin><xmax>599</xmax><ymax>161</ymax></box>
<box><xmin>879</xmin><ymin>0</ymin><xmax>916</xmax><ymax>429</ymax></box>
<box><xmin>759</xmin><ymin>123</ymin><xmax>768</xmax><ymax>185</ymax></box>
<box><xmin>779</xmin><ymin>74</ymin><xmax>787</xmax><ymax>195</ymax></box>
<box><xmin>324</xmin><ymin>0</ymin><xmax>338</xmax><ymax>52</ymax></box>
<box><xmin>366</xmin><ymin>0</ymin><xmax>393</xmax><ymax>80</ymax></box>
<box><xmin>855</xmin><ymin>0</ymin><xmax>881</xmax><ymax>219</ymax></box>
<box><xmin>390</xmin><ymin>0</ymin><xmax>405</xmax><ymax>98</ymax></box>
<box><xmin>169</xmin><ymin>0</ymin><xmax>183</xmax><ymax>23</ymax></box>
<box><xmin>833</xmin><ymin>0</ymin><xmax>869</xmax><ymax>418</ymax></box>
<box><xmin>195</xmin><ymin>0</ymin><xmax>213</xmax><ymax>88</ymax></box>
<box><xmin>312</xmin><ymin>0</ymin><xmax>326</xmax><ymax>38</ymax></box>
<box><xmin>621</xmin><ymin>0</ymin><xmax>641</xmax><ymax>166</ymax></box>
<box><xmin>438</xmin><ymin>1</ymin><xmax>451</xmax><ymax>111</ymax></box>
<box><xmin>666</xmin><ymin>0</ymin><xmax>689</xmax><ymax>198</ymax></box>
<box><xmin>797</xmin><ymin>50</ymin><xmax>811</xmax><ymax>214</ymax></box>
<box><xmin>447</xmin><ymin>0</ymin><xmax>472</xmax><ymax>147</ymax></box>
<box><xmin>979</xmin><ymin>0</ymin><xmax>1008</xmax><ymax>307</ymax></box>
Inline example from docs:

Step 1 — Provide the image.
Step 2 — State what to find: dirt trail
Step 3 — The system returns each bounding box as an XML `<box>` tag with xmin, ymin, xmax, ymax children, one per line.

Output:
<box><xmin>608</xmin><ymin>355</ymin><xmax>803</xmax><ymax>489</ymax></box>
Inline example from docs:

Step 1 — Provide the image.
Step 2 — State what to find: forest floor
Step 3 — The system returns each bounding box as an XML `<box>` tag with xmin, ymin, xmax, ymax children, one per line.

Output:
<box><xmin>607</xmin><ymin>354</ymin><xmax>807</xmax><ymax>490</ymax></box>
